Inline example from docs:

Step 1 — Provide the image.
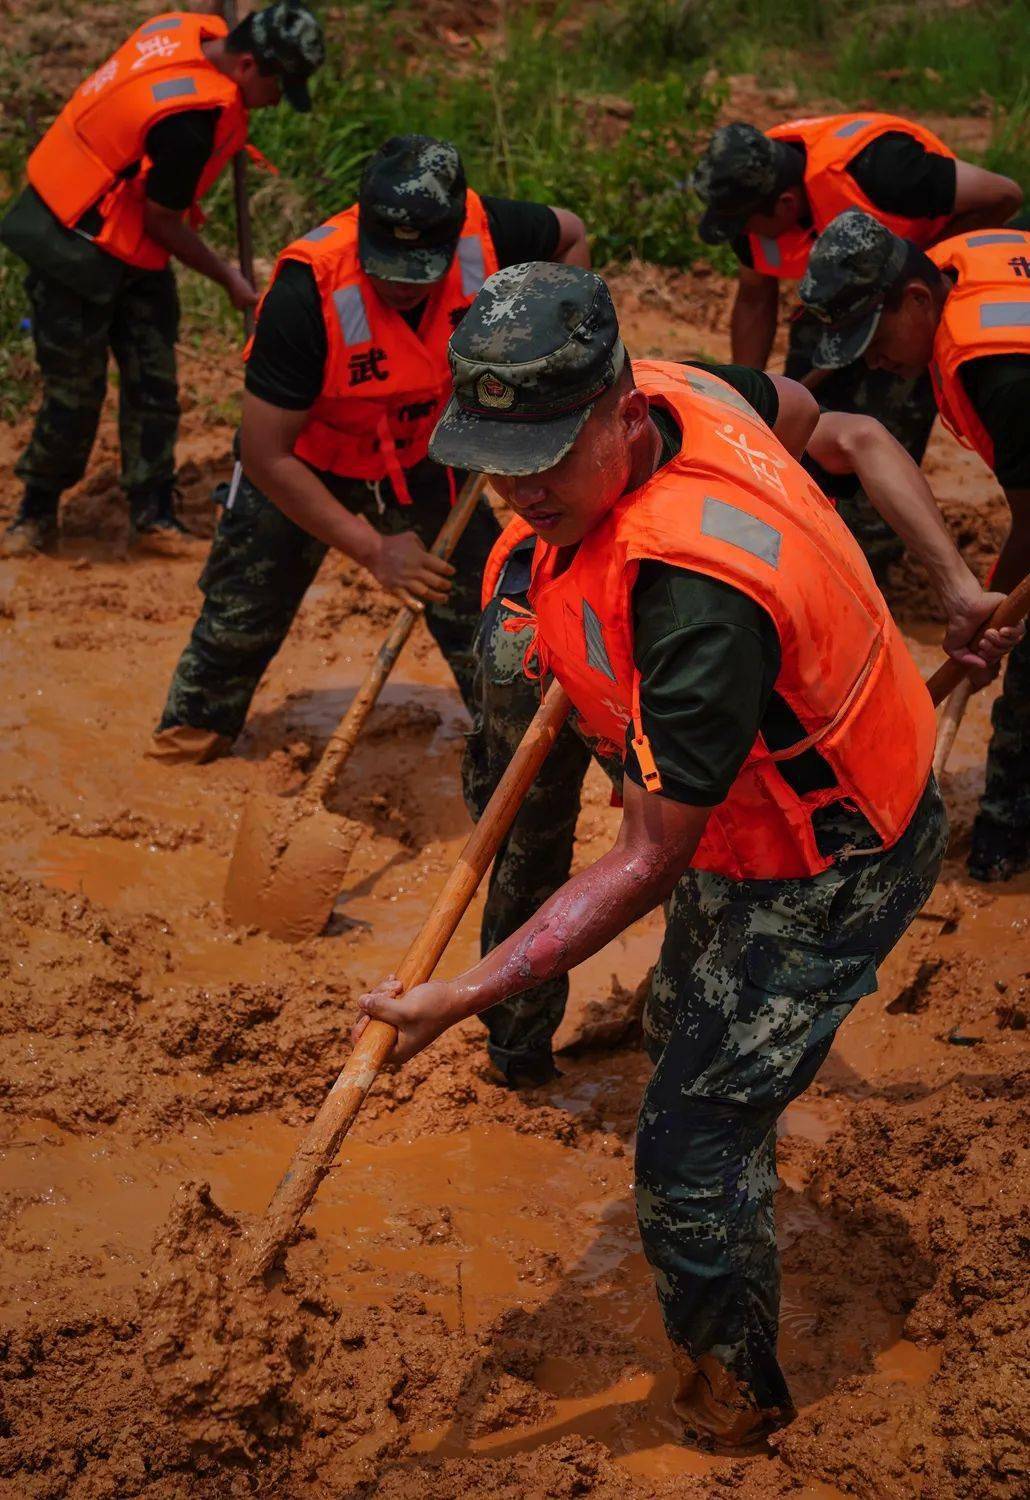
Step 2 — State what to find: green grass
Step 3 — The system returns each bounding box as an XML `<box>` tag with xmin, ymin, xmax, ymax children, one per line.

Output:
<box><xmin>0</xmin><ymin>0</ymin><xmax>1027</xmax><ymax>414</ymax></box>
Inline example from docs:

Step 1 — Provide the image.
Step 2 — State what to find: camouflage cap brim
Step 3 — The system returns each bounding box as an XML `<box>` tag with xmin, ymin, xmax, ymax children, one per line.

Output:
<box><xmin>281</xmin><ymin>73</ymin><xmax>312</xmax><ymax>112</ymax></box>
<box><xmin>430</xmin><ymin>391</ymin><xmax>594</xmax><ymax>476</ymax></box>
<box><xmin>698</xmin><ymin>205</ymin><xmax>751</xmax><ymax>245</ymax></box>
<box><xmin>358</xmin><ymin>224</ymin><xmax>456</xmax><ymax>284</ymax></box>
<box><xmin>812</xmin><ymin>303</ymin><xmax>883</xmax><ymax>370</ymax></box>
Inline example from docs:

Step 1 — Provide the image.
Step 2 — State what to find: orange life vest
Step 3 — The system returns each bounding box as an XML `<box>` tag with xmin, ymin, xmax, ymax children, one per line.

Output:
<box><xmin>483</xmin><ymin>361</ymin><xmax>935</xmax><ymax>882</ymax></box>
<box><xmin>927</xmin><ymin>229</ymin><xmax>1030</xmax><ymax>472</ymax></box>
<box><xmin>748</xmin><ymin>113</ymin><xmax>956</xmax><ymax>280</ymax></box>
<box><xmin>253</xmin><ymin>193</ymin><xmax>499</xmax><ymax>503</ymax></box>
<box><xmin>27</xmin><ymin>11</ymin><xmax>247</xmax><ymax>271</ymax></box>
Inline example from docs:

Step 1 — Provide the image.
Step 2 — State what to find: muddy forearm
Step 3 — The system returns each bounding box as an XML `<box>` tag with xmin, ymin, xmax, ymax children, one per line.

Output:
<box><xmin>449</xmin><ymin>846</ymin><xmax>677</xmax><ymax>1019</ymax></box>
<box><xmin>730</xmin><ymin>274</ymin><xmax>778</xmax><ymax>369</ymax></box>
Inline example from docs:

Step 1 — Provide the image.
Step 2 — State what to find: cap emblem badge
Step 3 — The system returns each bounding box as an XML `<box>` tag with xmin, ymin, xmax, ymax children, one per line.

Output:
<box><xmin>476</xmin><ymin>373</ymin><xmax>516</xmax><ymax>409</ymax></box>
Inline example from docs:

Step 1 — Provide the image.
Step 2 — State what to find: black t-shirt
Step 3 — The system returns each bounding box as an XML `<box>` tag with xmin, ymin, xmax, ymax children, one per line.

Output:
<box><xmin>144</xmin><ymin>109</ymin><xmax>219</xmax><ymax>210</ymax></box>
<box><xmin>245</xmin><ymin>196</ymin><xmax>562</xmax><ymax>409</ymax></box>
<box><xmin>732</xmin><ymin>131</ymin><xmax>957</xmax><ymax>269</ymax></box>
<box><xmin>959</xmin><ymin>354</ymin><xmax>1030</xmax><ymax>490</ymax></box>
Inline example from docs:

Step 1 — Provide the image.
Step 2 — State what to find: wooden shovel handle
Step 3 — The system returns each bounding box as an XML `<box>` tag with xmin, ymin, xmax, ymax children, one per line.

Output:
<box><xmin>932</xmin><ymin>678</ymin><xmax>974</xmax><ymax>778</ymax></box>
<box><xmin>305</xmin><ymin>473</ymin><xmax>489</xmax><ymax>804</ymax></box>
<box><xmin>247</xmin><ymin>680</ymin><xmax>570</xmax><ymax>1278</ymax></box>
<box><xmin>925</xmin><ymin>573</ymin><xmax>1030</xmax><ymax>708</ymax></box>
<box><xmin>221</xmin><ymin>0</ymin><xmax>255</xmax><ymax>337</ymax></box>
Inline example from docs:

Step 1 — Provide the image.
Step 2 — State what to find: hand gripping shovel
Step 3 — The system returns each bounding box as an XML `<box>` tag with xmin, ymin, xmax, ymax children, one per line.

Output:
<box><xmin>242</xmin><ymin>680</ymin><xmax>570</xmax><ymax>1280</ymax></box>
<box><xmin>925</xmin><ymin>572</ymin><xmax>1030</xmax><ymax>715</ymax></box>
<box><xmin>223</xmin><ymin>473</ymin><xmax>489</xmax><ymax>941</ymax></box>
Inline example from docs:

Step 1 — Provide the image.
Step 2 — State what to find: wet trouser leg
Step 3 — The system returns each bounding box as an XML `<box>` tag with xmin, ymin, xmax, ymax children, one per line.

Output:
<box><xmin>462</xmin><ymin>582</ymin><xmax>595</xmax><ymax>1079</ymax></box>
<box><xmin>787</xmin><ymin>311</ymin><xmax>938</xmax><ymax>583</ymax></box>
<box><xmin>157</xmin><ymin>471</ymin><xmax>327</xmax><ymax>741</ymax></box>
<box><xmin>635</xmin><ymin>779</ymin><xmax>948</xmax><ymax>1444</ymax></box>
<box><xmin>978</xmin><ymin>632</ymin><xmax>1030</xmax><ymax>834</ymax></box>
<box><xmin>156</xmin><ymin>459</ymin><xmax>498</xmax><ymax>746</ymax></box>
<box><xmin>108</xmin><ymin>265</ymin><xmax>180</xmax><ymax>504</ymax></box>
<box><xmin>14</xmin><ymin>270</ymin><xmax>113</xmax><ymax>500</ymax></box>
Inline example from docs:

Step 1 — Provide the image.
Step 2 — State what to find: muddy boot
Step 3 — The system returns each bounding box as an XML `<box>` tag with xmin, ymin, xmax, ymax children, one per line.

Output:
<box><xmin>670</xmin><ymin>1346</ymin><xmax>793</xmax><ymax>1456</ymax></box>
<box><xmin>2</xmin><ymin>490</ymin><xmax>60</xmax><ymax>557</ymax></box>
<box><xmin>130</xmin><ymin>484</ymin><xmax>191</xmax><ymax>551</ymax></box>
<box><xmin>146</xmin><ymin>725</ymin><xmax>233</xmax><ymax>765</ymax></box>
<box><xmin>488</xmin><ymin>1048</ymin><xmax>561</xmax><ymax>1089</ymax></box>
<box><xmin>968</xmin><ymin>815</ymin><xmax>1030</xmax><ymax>883</ymax></box>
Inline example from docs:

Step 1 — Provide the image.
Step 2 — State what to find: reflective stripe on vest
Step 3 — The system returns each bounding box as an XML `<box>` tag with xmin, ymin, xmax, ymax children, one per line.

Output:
<box><xmin>683</xmin><ymin>369</ymin><xmax>758</xmax><ymax>418</ymax></box>
<box><xmin>140</xmin><ymin>16</ymin><xmax>182</xmax><ymax>32</ymax></box>
<box><xmin>757</xmin><ymin>235</ymin><xmax>781</xmax><ymax>269</ymax></box>
<box><xmin>700</xmin><ymin>495</ymin><xmax>782</xmax><ymax>567</ymax></box>
<box><xmin>301</xmin><ymin>224</ymin><xmax>338</xmax><ymax>243</ymax></box>
<box><xmin>965</xmin><ymin>231</ymin><xmax>1027</xmax><ymax>247</ymax></box>
<box><xmin>152</xmin><ymin>77</ymin><xmax>198</xmax><ymax>102</ymax></box>
<box><xmin>582</xmin><ymin>599</ymin><xmax>617</xmax><ymax>681</ymax></box>
<box><xmin>980</xmin><ymin>303</ymin><xmax>1030</xmax><ymax>329</ymax></box>
<box><xmin>332</xmin><ymin>284</ymin><xmax>372</xmax><ymax>345</ymax></box>
<box><xmin>834</xmin><ymin>117</ymin><xmax>870</xmax><ymax>137</ymax></box>
<box><xmin>457</xmin><ymin>236</ymin><xmax>487</xmax><ymax>297</ymax></box>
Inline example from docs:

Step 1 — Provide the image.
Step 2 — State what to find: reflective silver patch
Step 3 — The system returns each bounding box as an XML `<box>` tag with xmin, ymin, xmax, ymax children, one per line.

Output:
<box><xmin>140</xmin><ymin>17</ymin><xmax>181</xmax><ymax>32</ymax></box>
<box><xmin>582</xmin><ymin>599</ymin><xmax>617</xmax><ymax>681</ymax></box>
<box><xmin>980</xmin><ymin>302</ymin><xmax>1030</xmax><ymax>329</ymax></box>
<box><xmin>151</xmin><ymin>77</ymin><xmax>197</xmax><ymax>102</ymax></box>
<box><xmin>301</xmin><ymin>225</ymin><xmax>337</xmax><ymax>243</ymax></box>
<box><xmin>457</xmin><ymin>237</ymin><xmax>486</xmax><ymax>297</ymax></box>
<box><xmin>757</xmin><ymin>235</ymin><xmax>781</xmax><ymax>269</ymax></box>
<box><xmin>684</xmin><ymin>369</ymin><xmax>758</xmax><ymax>418</ymax></box>
<box><xmin>701</xmin><ymin>495</ymin><xmax>782</xmax><ymax>567</ymax></box>
<box><xmin>333</xmin><ymin>284</ymin><xmax>371</xmax><ymax>345</ymax></box>
<box><xmin>834</xmin><ymin>118</ymin><xmax>870</xmax><ymax>137</ymax></box>
<box><xmin>966</xmin><ymin>231</ymin><xmax>1027</xmax><ymax>246</ymax></box>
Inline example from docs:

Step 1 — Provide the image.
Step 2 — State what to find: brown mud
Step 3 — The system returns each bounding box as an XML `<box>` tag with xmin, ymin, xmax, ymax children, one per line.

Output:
<box><xmin>1</xmin><ymin>267</ymin><xmax>1025</xmax><ymax>1498</ymax></box>
<box><xmin>1</xmin><ymin>10</ymin><xmax>1027</xmax><ymax>1489</ymax></box>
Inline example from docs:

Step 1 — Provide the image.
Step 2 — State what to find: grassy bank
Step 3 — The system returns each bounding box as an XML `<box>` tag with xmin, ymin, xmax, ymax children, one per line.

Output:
<box><xmin>0</xmin><ymin>0</ymin><xmax>1028</xmax><ymax>415</ymax></box>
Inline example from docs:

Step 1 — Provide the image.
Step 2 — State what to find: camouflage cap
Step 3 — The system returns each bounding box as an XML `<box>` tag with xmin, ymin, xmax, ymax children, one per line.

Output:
<box><xmin>357</xmin><ymin>135</ymin><xmax>467</xmax><ymax>284</ymax></box>
<box><xmin>430</xmin><ymin>262</ymin><xmax>625</xmax><ymax>476</ymax></box>
<box><xmin>799</xmin><ymin>209</ymin><xmax>912</xmax><ymax>368</ymax></box>
<box><xmin>692</xmin><ymin>122</ymin><xmax>798</xmax><ymax>244</ymax></box>
<box><xmin>249</xmin><ymin>1</ymin><xmax>325</xmax><ymax>114</ymax></box>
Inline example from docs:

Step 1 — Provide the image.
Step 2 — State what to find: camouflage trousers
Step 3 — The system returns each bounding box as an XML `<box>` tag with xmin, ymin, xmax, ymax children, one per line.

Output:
<box><xmin>15</xmin><ymin>265</ymin><xmax>179</xmax><ymax>506</ymax></box>
<box><xmin>981</xmin><ymin>631</ymin><xmax>1030</xmax><ymax>830</ymax></box>
<box><xmin>464</xmin><ymin>581</ymin><xmax>948</xmax><ymax>1427</ymax></box>
<box><xmin>786</xmin><ymin>310</ymin><xmax>938</xmax><ymax>583</ymax></box>
<box><xmin>157</xmin><ymin>459</ymin><xmax>500</xmax><ymax>741</ymax></box>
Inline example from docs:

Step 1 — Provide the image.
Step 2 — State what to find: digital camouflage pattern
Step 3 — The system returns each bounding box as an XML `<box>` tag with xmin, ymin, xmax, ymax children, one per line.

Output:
<box><xmin>798</xmin><ymin>208</ymin><xmax>912</xmax><ymax>369</ymax></box>
<box><xmin>431</xmin><ymin>261</ymin><xmax>624</xmax><ymax>477</ymax></box>
<box><xmin>692</xmin><ymin>122</ymin><xmax>791</xmax><ymax>244</ymax></box>
<box><xmin>158</xmin><ymin>458</ymin><xmax>499</xmax><ymax>742</ymax></box>
<box><xmin>358</xmin><ymin>135</ymin><xmax>468</xmax><ymax>284</ymax></box>
<box><xmin>248</xmin><ymin>0</ymin><xmax>325</xmax><ymax>113</ymax></box>
<box><xmin>466</xmin><ymin>574</ymin><xmax>948</xmax><ymax>1425</ymax></box>
<box><xmin>787</xmin><ymin>309</ymin><xmax>938</xmax><ymax>580</ymax></box>
<box><xmin>15</xmin><ymin>266</ymin><xmax>179</xmax><ymax>510</ymax></box>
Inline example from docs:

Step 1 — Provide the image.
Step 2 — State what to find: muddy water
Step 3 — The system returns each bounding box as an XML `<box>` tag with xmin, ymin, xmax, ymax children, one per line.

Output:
<box><xmin>1</xmin><ymin>261</ymin><xmax>1027</xmax><ymax>1497</ymax></box>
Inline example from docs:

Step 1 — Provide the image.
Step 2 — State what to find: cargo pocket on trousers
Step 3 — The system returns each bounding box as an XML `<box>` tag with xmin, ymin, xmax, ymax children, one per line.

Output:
<box><xmin>687</xmin><ymin>937</ymin><xmax>878</xmax><ymax>1111</ymax></box>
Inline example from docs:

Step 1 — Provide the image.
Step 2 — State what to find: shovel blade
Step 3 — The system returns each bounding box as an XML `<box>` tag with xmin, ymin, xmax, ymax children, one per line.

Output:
<box><xmin>224</xmin><ymin>792</ymin><xmax>361</xmax><ymax>941</ymax></box>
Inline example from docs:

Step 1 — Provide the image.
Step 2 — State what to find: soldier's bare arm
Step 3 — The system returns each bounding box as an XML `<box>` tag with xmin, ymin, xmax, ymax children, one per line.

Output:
<box><xmin>355</xmin><ymin>778</ymin><xmax>711</xmax><ymax>1065</ymax></box>
<box><xmin>945</xmin><ymin>161</ymin><xmax>1024</xmax><ymax>238</ymax></box>
<box><xmin>142</xmin><ymin>200</ymin><xmax>257</xmax><ymax>311</ymax></box>
<box><xmin>808</xmin><ymin>411</ymin><xmax>1023</xmax><ymax>670</ymax></box>
<box><xmin>767</xmin><ymin>374</ymin><xmax>819</xmax><ymax>458</ymax></box>
<box><xmin>549</xmin><ymin>207</ymin><xmax>591</xmax><ymax>267</ymax></box>
<box><xmin>240</xmin><ymin>390</ymin><xmax>454</xmax><ymax>608</ymax></box>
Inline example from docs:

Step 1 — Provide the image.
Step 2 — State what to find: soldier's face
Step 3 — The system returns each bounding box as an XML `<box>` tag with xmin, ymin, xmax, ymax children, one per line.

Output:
<box><xmin>237</xmin><ymin>57</ymin><xmax>283</xmax><ymax>109</ymax></box>
<box><xmin>863</xmin><ymin>282</ymin><xmax>938</xmax><ymax>378</ymax></box>
<box><xmin>368</xmin><ymin>275</ymin><xmax>439</xmax><ymax>312</ymax></box>
<box><xmin>745</xmin><ymin>187</ymin><xmax>803</xmax><ymax>240</ymax></box>
<box><xmin>489</xmin><ymin>384</ymin><xmax>651</xmax><ymax>547</ymax></box>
